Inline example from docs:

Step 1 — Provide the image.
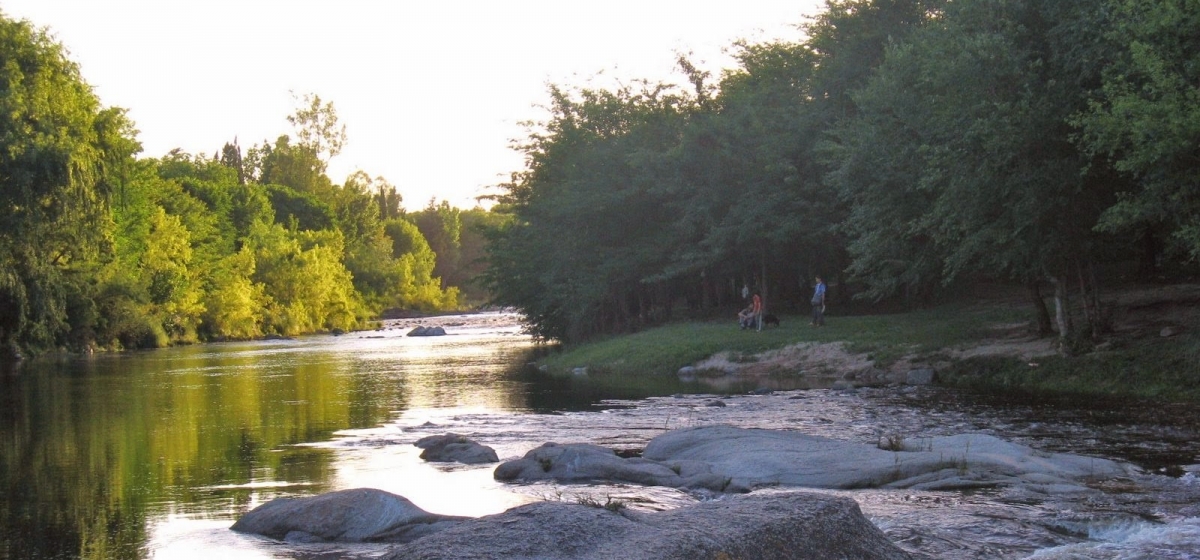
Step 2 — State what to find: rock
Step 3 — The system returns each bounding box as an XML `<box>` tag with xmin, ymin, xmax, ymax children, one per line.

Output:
<box><xmin>493</xmin><ymin>442</ymin><xmax>732</xmax><ymax>492</ymax></box>
<box><xmin>380</xmin><ymin>492</ymin><xmax>912</xmax><ymax>560</ymax></box>
<box><xmin>230</xmin><ymin>488</ymin><xmax>466</xmax><ymax>543</ymax></box>
<box><xmin>702</xmin><ymin>399</ymin><xmax>726</xmax><ymax>407</ymax></box>
<box><xmin>677</xmin><ymin>366</ymin><xmax>696</xmax><ymax>377</ymax></box>
<box><xmin>414</xmin><ymin>434</ymin><xmax>499</xmax><ymax>464</ymax></box>
<box><xmin>905</xmin><ymin>368</ymin><xmax>937</xmax><ymax>386</ymax></box>
<box><xmin>407</xmin><ymin>326</ymin><xmax>447</xmax><ymax>337</ymax></box>
<box><xmin>494</xmin><ymin>426</ymin><xmax>1136</xmax><ymax>495</ymax></box>
<box><xmin>642</xmin><ymin>425</ymin><xmax>1136</xmax><ymax>492</ymax></box>
<box><xmin>572</xmin><ymin>366</ymin><xmax>588</xmax><ymax>376</ymax></box>
<box><xmin>1161</xmin><ymin>326</ymin><xmax>1182</xmax><ymax>337</ymax></box>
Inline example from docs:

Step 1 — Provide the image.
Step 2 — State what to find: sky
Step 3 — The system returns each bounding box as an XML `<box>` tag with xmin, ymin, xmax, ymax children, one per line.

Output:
<box><xmin>3</xmin><ymin>0</ymin><xmax>826</xmax><ymax>210</ymax></box>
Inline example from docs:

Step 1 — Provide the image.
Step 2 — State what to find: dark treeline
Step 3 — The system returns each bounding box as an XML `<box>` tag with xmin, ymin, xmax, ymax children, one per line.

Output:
<box><xmin>0</xmin><ymin>14</ymin><xmax>492</xmax><ymax>358</ymax></box>
<box><xmin>483</xmin><ymin>0</ymin><xmax>1200</xmax><ymax>348</ymax></box>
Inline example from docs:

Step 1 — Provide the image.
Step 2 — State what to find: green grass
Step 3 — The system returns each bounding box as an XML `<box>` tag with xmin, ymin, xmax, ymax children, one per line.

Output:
<box><xmin>539</xmin><ymin>300</ymin><xmax>1200</xmax><ymax>402</ymax></box>
<box><xmin>540</xmin><ymin>302</ymin><xmax>1029</xmax><ymax>376</ymax></box>
<box><xmin>939</xmin><ymin>332</ymin><xmax>1200</xmax><ymax>401</ymax></box>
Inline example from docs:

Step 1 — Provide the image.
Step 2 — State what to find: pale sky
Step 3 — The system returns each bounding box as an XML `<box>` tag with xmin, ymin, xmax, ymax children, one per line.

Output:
<box><xmin>2</xmin><ymin>1</ymin><xmax>825</xmax><ymax>210</ymax></box>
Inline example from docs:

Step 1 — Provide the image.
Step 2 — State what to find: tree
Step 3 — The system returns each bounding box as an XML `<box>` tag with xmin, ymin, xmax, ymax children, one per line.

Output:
<box><xmin>0</xmin><ymin>15</ymin><xmax>140</xmax><ymax>355</ymax></box>
<box><xmin>1075</xmin><ymin>0</ymin><xmax>1200</xmax><ymax>260</ymax></box>
<box><xmin>411</xmin><ymin>200</ymin><xmax>462</xmax><ymax>288</ymax></box>
<box><xmin>827</xmin><ymin>0</ymin><xmax>1124</xmax><ymax>344</ymax></box>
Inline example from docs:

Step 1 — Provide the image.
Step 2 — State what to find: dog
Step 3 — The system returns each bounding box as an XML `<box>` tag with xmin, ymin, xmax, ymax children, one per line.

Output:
<box><xmin>762</xmin><ymin>313</ymin><xmax>780</xmax><ymax>328</ymax></box>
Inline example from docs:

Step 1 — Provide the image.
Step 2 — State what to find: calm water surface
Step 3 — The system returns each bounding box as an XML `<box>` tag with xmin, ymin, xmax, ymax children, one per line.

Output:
<box><xmin>2</xmin><ymin>312</ymin><xmax>1198</xmax><ymax>559</ymax></box>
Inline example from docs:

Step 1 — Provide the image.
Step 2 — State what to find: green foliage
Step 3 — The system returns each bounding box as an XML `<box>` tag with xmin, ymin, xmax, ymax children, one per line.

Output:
<box><xmin>0</xmin><ymin>14</ymin><xmax>139</xmax><ymax>354</ymax></box>
<box><xmin>1075</xmin><ymin>0</ymin><xmax>1200</xmax><ymax>259</ymax></box>
<box><xmin>940</xmin><ymin>330</ymin><xmax>1200</xmax><ymax>401</ymax></box>
<box><xmin>248</xmin><ymin>223</ymin><xmax>365</xmax><ymax>335</ymax></box>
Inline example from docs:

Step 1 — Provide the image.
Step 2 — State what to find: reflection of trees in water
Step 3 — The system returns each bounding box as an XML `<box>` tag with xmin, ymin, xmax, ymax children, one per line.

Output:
<box><xmin>0</xmin><ymin>343</ymin><xmax>402</xmax><ymax>560</ymax></box>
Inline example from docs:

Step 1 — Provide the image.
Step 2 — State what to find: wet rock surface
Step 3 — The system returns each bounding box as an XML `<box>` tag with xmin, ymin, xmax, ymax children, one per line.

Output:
<box><xmin>493</xmin><ymin>442</ymin><xmax>736</xmax><ymax>492</ymax></box>
<box><xmin>230</xmin><ymin>488</ymin><xmax>465</xmax><ymax>543</ymax></box>
<box><xmin>380</xmin><ymin>491</ymin><xmax>912</xmax><ymax>560</ymax></box>
<box><xmin>414</xmin><ymin>433</ymin><xmax>499</xmax><ymax>464</ymax></box>
<box><xmin>493</xmin><ymin>424</ymin><xmax>1136</xmax><ymax>494</ymax></box>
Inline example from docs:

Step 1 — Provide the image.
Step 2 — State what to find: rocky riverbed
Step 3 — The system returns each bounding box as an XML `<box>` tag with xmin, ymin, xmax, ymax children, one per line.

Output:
<box><xmin>234</xmin><ymin>385</ymin><xmax>1200</xmax><ymax>559</ymax></box>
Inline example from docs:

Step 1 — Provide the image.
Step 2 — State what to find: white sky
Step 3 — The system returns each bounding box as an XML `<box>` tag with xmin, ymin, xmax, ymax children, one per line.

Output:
<box><xmin>2</xmin><ymin>0</ymin><xmax>825</xmax><ymax>210</ymax></box>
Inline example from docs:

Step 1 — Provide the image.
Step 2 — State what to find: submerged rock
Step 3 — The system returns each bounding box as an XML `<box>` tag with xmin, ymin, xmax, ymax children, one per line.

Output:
<box><xmin>380</xmin><ymin>491</ymin><xmax>911</xmax><ymax>560</ymax></box>
<box><xmin>414</xmin><ymin>433</ymin><xmax>499</xmax><ymax>464</ymax></box>
<box><xmin>230</xmin><ymin>488</ymin><xmax>465</xmax><ymax>543</ymax></box>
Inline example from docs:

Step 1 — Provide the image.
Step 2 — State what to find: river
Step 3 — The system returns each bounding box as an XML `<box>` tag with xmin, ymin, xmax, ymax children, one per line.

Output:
<box><xmin>1</xmin><ymin>312</ymin><xmax>1198</xmax><ymax>559</ymax></box>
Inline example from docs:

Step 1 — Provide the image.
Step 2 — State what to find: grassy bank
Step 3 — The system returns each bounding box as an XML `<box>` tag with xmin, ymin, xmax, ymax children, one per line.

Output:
<box><xmin>541</xmin><ymin>301</ymin><xmax>1029</xmax><ymax>375</ymax></box>
<box><xmin>939</xmin><ymin>335</ymin><xmax>1200</xmax><ymax>401</ymax></box>
<box><xmin>540</xmin><ymin>296</ymin><xmax>1200</xmax><ymax>402</ymax></box>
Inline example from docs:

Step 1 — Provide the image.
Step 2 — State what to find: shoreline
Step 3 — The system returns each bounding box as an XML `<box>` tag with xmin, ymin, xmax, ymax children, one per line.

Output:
<box><xmin>538</xmin><ymin>284</ymin><xmax>1200</xmax><ymax>403</ymax></box>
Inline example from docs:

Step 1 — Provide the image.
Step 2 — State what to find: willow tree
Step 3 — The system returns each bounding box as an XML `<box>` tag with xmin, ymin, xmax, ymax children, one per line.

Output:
<box><xmin>0</xmin><ymin>15</ymin><xmax>139</xmax><ymax>356</ymax></box>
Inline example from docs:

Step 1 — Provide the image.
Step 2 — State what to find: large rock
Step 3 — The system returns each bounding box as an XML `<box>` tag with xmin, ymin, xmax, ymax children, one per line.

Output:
<box><xmin>643</xmin><ymin>425</ymin><xmax>1136</xmax><ymax>491</ymax></box>
<box><xmin>493</xmin><ymin>442</ymin><xmax>735</xmax><ymax>492</ymax></box>
<box><xmin>407</xmin><ymin>326</ymin><xmax>447</xmax><ymax>337</ymax></box>
<box><xmin>414</xmin><ymin>433</ymin><xmax>499</xmax><ymax>464</ymax></box>
<box><xmin>230</xmin><ymin>488</ymin><xmax>465</xmax><ymax>543</ymax></box>
<box><xmin>381</xmin><ymin>491</ymin><xmax>911</xmax><ymax>560</ymax></box>
<box><xmin>905</xmin><ymin>368</ymin><xmax>937</xmax><ymax>385</ymax></box>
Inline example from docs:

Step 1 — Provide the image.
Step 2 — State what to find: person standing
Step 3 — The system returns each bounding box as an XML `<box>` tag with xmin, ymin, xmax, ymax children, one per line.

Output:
<box><xmin>811</xmin><ymin>276</ymin><xmax>826</xmax><ymax>327</ymax></box>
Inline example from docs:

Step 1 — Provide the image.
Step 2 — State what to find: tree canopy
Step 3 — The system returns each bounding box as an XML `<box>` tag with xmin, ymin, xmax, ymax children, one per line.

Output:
<box><xmin>0</xmin><ymin>14</ymin><xmax>465</xmax><ymax>357</ymax></box>
<box><xmin>483</xmin><ymin>0</ymin><xmax>1198</xmax><ymax>348</ymax></box>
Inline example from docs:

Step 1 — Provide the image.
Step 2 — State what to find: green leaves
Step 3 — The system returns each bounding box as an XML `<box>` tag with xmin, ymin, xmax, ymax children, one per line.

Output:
<box><xmin>1075</xmin><ymin>0</ymin><xmax>1200</xmax><ymax>258</ymax></box>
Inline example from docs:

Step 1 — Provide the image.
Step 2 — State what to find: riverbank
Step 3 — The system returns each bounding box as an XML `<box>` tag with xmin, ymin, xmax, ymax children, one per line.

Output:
<box><xmin>539</xmin><ymin>284</ymin><xmax>1200</xmax><ymax>402</ymax></box>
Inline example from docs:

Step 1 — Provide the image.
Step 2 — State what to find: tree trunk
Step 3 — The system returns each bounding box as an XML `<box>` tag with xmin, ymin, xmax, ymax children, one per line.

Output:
<box><xmin>1028</xmin><ymin>282</ymin><xmax>1053</xmax><ymax>336</ymax></box>
<box><xmin>1076</xmin><ymin>262</ymin><xmax>1094</xmax><ymax>341</ymax></box>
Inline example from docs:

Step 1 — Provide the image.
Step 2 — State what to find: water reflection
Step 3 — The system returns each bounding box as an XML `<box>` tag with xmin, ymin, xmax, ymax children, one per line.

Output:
<box><xmin>0</xmin><ymin>314</ymin><xmax>539</xmax><ymax>560</ymax></box>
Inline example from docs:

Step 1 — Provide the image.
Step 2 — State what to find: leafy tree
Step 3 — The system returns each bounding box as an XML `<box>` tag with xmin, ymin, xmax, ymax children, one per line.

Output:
<box><xmin>828</xmin><ymin>0</ymin><xmax>1124</xmax><ymax>343</ymax></box>
<box><xmin>1075</xmin><ymin>0</ymin><xmax>1200</xmax><ymax>260</ymax></box>
<box><xmin>0</xmin><ymin>15</ymin><xmax>139</xmax><ymax>355</ymax></box>
<box><xmin>486</xmin><ymin>82</ymin><xmax>693</xmax><ymax>341</ymax></box>
<box><xmin>411</xmin><ymin>199</ymin><xmax>462</xmax><ymax>288</ymax></box>
<box><xmin>247</xmin><ymin>223</ymin><xmax>365</xmax><ymax>335</ymax></box>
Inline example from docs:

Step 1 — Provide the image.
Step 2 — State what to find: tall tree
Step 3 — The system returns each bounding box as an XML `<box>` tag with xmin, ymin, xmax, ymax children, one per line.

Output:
<box><xmin>828</xmin><ymin>0</ymin><xmax>1124</xmax><ymax>344</ymax></box>
<box><xmin>0</xmin><ymin>15</ymin><xmax>139</xmax><ymax>355</ymax></box>
<box><xmin>1075</xmin><ymin>0</ymin><xmax>1200</xmax><ymax>260</ymax></box>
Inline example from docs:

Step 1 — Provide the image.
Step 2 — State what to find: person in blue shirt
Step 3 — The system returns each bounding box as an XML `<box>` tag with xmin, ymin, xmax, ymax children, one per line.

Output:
<box><xmin>810</xmin><ymin>276</ymin><xmax>826</xmax><ymax>327</ymax></box>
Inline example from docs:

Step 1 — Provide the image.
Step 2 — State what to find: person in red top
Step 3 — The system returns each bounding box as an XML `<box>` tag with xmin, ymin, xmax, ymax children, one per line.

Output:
<box><xmin>751</xmin><ymin>292</ymin><xmax>763</xmax><ymax>332</ymax></box>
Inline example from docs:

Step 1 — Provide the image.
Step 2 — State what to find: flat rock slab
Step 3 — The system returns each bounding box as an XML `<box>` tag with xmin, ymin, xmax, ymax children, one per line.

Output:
<box><xmin>381</xmin><ymin>491</ymin><xmax>912</xmax><ymax>560</ymax></box>
<box><xmin>643</xmin><ymin>425</ymin><xmax>1136</xmax><ymax>491</ymax></box>
<box><xmin>493</xmin><ymin>442</ymin><xmax>735</xmax><ymax>492</ymax></box>
<box><xmin>231</xmin><ymin>488</ymin><xmax>465</xmax><ymax>543</ymax></box>
<box><xmin>495</xmin><ymin>425</ymin><xmax>1135</xmax><ymax>493</ymax></box>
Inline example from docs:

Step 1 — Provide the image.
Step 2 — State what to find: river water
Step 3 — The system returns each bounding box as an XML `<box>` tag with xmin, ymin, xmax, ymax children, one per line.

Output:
<box><xmin>2</xmin><ymin>312</ymin><xmax>1198</xmax><ymax>559</ymax></box>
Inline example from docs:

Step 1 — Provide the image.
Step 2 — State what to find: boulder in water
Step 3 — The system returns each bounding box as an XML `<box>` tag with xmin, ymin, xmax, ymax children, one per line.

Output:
<box><xmin>380</xmin><ymin>491</ymin><xmax>912</xmax><ymax>560</ymax></box>
<box><xmin>230</xmin><ymin>488</ymin><xmax>465</xmax><ymax>543</ymax></box>
<box><xmin>415</xmin><ymin>434</ymin><xmax>499</xmax><ymax>464</ymax></box>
